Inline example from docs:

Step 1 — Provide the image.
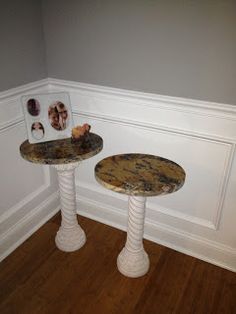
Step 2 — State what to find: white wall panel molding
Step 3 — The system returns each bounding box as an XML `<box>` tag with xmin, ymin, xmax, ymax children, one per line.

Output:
<box><xmin>76</xmin><ymin>185</ymin><xmax>236</xmax><ymax>272</ymax></box>
<box><xmin>74</xmin><ymin>113</ymin><xmax>234</xmax><ymax>232</ymax></box>
<box><xmin>0</xmin><ymin>191</ymin><xmax>60</xmax><ymax>262</ymax></box>
<box><xmin>49</xmin><ymin>78</ymin><xmax>236</xmax><ymax>142</ymax></box>
<box><xmin>0</xmin><ymin>118</ymin><xmax>24</xmax><ymax>133</ymax></box>
<box><xmin>76</xmin><ymin>142</ymin><xmax>230</xmax><ymax>231</ymax></box>
<box><xmin>0</xmin><ymin>166</ymin><xmax>50</xmax><ymax>226</ymax></box>
<box><xmin>145</xmin><ymin>141</ymin><xmax>234</xmax><ymax>231</ymax></box>
<box><xmin>0</xmin><ymin>78</ymin><xmax>50</xmax><ymax>131</ymax></box>
<box><xmin>47</xmin><ymin>78</ymin><xmax>236</xmax><ymax>271</ymax></box>
<box><xmin>0</xmin><ymin>79</ymin><xmax>59</xmax><ymax>261</ymax></box>
<box><xmin>48</xmin><ymin>78</ymin><xmax>236</xmax><ymax>116</ymax></box>
<box><xmin>1</xmin><ymin>78</ymin><xmax>235</xmax><ymax>271</ymax></box>
<box><xmin>74</xmin><ymin>110</ymin><xmax>233</xmax><ymax>144</ymax></box>
<box><xmin>0</xmin><ymin>78</ymin><xmax>49</xmax><ymax>102</ymax></box>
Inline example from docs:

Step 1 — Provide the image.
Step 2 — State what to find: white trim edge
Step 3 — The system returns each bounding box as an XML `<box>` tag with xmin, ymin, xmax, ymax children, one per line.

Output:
<box><xmin>48</xmin><ymin>77</ymin><xmax>236</xmax><ymax>117</ymax></box>
<box><xmin>0</xmin><ymin>191</ymin><xmax>60</xmax><ymax>262</ymax></box>
<box><xmin>0</xmin><ymin>78</ymin><xmax>50</xmax><ymax>101</ymax></box>
<box><xmin>76</xmin><ymin>193</ymin><xmax>236</xmax><ymax>272</ymax></box>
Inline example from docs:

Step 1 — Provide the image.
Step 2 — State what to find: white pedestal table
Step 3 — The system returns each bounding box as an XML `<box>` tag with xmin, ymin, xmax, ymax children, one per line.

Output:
<box><xmin>20</xmin><ymin>133</ymin><xmax>103</xmax><ymax>252</ymax></box>
<box><xmin>95</xmin><ymin>153</ymin><xmax>185</xmax><ymax>278</ymax></box>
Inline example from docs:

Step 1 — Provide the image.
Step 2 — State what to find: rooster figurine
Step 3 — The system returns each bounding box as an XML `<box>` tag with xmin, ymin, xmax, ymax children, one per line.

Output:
<box><xmin>71</xmin><ymin>123</ymin><xmax>91</xmax><ymax>143</ymax></box>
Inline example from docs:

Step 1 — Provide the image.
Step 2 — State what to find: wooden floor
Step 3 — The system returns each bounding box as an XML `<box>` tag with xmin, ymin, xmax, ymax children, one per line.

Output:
<box><xmin>0</xmin><ymin>214</ymin><xmax>235</xmax><ymax>314</ymax></box>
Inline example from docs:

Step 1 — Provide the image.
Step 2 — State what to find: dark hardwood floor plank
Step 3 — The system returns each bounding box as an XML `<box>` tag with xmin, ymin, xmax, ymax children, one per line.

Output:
<box><xmin>176</xmin><ymin>260</ymin><xmax>236</xmax><ymax>314</ymax></box>
<box><xmin>0</xmin><ymin>214</ymin><xmax>235</xmax><ymax>314</ymax></box>
<box><xmin>0</xmin><ymin>216</ymin><xmax>98</xmax><ymax>313</ymax></box>
<box><xmin>0</xmin><ymin>221</ymin><xmax>58</xmax><ymax>301</ymax></box>
<box><xmin>83</xmin><ymin>239</ymin><xmax>164</xmax><ymax>314</ymax></box>
<box><xmin>134</xmin><ymin>248</ymin><xmax>196</xmax><ymax>314</ymax></box>
<box><xmin>214</xmin><ymin>269</ymin><xmax>236</xmax><ymax>314</ymax></box>
<box><xmin>38</xmin><ymin>222</ymin><xmax>124</xmax><ymax>314</ymax></box>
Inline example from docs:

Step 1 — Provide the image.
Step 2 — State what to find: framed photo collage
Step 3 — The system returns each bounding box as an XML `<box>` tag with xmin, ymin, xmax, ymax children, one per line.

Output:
<box><xmin>21</xmin><ymin>92</ymin><xmax>73</xmax><ymax>144</ymax></box>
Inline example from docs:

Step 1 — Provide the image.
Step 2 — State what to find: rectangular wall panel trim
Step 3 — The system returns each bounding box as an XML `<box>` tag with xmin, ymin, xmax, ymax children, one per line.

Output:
<box><xmin>1</xmin><ymin>78</ymin><xmax>235</xmax><ymax>271</ymax></box>
<box><xmin>0</xmin><ymin>79</ymin><xmax>59</xmax><ymax>261</ymax></box>
<box><xmin>48</xmin><ymin>78</ymin><xmax>236</xmax><ymax>271</ymax></box>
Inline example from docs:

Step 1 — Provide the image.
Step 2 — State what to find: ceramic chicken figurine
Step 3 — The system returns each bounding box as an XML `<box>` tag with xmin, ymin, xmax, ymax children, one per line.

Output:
<box><xmin>71</xmin><ymin>123</ymin><xmax>91</xmax><ymax>142</ymax></box>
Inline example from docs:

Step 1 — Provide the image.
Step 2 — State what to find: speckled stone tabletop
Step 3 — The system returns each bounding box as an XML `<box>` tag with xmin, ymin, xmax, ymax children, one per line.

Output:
<box><xmin>20</xmin><ymin>133</ymin><xmax>103</xmax><ymax>165</ymax></box>
<box><xmin>95</xmin><ymin>153</ymin><xmax>185</xmax><ymax>197</ymax></box>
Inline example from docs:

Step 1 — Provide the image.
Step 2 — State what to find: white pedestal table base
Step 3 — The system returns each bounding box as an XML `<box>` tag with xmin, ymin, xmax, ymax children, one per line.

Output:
<box><xmin>53</xmin><ymin>162</ymin><xmax>86</xmax><ymax>252</ymax></box>
<box><xmin>117</xmin><ymin>195</ymin><xmax>150</xmax><ymax>278</ymax></box>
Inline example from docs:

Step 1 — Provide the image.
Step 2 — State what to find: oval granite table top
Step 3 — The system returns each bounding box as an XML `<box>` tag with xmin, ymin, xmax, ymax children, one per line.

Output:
<box><xmin>95</xmin><ymin>153</ymin><xmax>185</xmax><ymax>197</ymax></box>
<box><xmin>20</xmin><ymin>133</ymin><xmax>103</xmax><ymax>165</ymax></box>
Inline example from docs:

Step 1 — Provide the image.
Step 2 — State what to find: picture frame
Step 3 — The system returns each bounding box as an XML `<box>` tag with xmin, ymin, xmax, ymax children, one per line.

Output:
<box><xmin>21</xmin><ymin>92</ymin><xmax>74</xmax><ymax>144</ymax></box>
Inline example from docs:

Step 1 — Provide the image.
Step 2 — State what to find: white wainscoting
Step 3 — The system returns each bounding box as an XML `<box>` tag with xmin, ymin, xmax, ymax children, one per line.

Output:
<box><xmin>1</xmin><ymin>78</ymin><xmax>235</xmax><ymax>271</ymax></box>
<box><xmin>49</xmin><ymin>78</ymin><xmax>236</xmax><ymax>271</ymax></box>
<box><xmin>0</xmin><ymin>79</ymin><xmax>60</xmax><ymax>261</ymax></box>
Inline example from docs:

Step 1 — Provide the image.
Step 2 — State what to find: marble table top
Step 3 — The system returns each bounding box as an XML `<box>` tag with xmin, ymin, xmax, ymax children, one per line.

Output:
<box><xmin>20</xmin><ymin>133</ymin><xmax>103</xmax><ymax>165</ymax></box>
<box><xmin>95</xmin><ymin>153</ymin><xmax>185</xmax><ymax>197</ymax></box>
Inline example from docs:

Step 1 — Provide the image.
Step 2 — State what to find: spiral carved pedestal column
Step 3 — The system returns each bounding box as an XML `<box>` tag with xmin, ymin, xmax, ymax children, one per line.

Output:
<box><xmin>53</xmin><ymin>162</ymin><xmax>86</xmax><ymax>252</ymax></box>
<box><xmin>95</xmin><ymin>153</ymin><xmax>185</xmax><ymax>278</ymax></box>
<box><xmin>117</xmin><ymin>196</ymin><xmax>149</xmax><ymax>278</ymax></box>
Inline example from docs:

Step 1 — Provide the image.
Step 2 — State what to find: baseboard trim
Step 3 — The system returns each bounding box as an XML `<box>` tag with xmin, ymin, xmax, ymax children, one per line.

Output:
<box><xmin>76</xmin><ymin>192</ymin><xmax>236</xmax><ymax>272</ymax></box>
<box><xmin>0</xmin><ymin>191</ymin><xmax>60</xmax><ymax>262</ymax></box>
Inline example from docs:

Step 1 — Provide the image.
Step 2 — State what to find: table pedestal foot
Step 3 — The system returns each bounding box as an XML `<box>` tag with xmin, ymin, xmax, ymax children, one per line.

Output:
<box><xmin>117</xmin><ymin>247</ymin><xmax>149</xmax><ymax>278</ymax></box>
<box><xmin>117</xmin><ymin>196</ymin><xmax>149</xmax><ymax>278</ymax></box>
<box><xmin>54</xmin><ymin>162</ymin><xmax>86</xmax><ymax>252</ymax></box>
<box><xmin>55</xmin><ymin>226</ymin><xmax>86</xmax><ymax>252</ymax></box>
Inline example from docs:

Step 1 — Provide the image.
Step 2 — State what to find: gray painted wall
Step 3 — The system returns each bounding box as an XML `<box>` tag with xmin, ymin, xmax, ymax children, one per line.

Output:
<box><xmin>42</xmin><ymin>0</ymin><xmax>236</xmax><ymax>104</ymax></box>
<box><xmin>0</xmin><ymin>0</ymin><xmax>47</xmax><ymax>91</ymax></box>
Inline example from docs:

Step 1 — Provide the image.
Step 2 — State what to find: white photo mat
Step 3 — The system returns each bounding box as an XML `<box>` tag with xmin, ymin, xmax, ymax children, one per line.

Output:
<box><xmin>21</xmin><ymin>92</ymin><xmax>74</xmax><ymax>144</ymax></box>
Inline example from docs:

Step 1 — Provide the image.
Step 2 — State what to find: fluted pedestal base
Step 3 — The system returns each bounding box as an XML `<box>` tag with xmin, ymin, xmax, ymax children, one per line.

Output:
<box><xmin>117</xmin><ymin>247</ymin><xmax>150</xmax><ymax>278</ymax></box>
<box><xmin>53</xmin><ymin>162</ymin><xmax>86</xmax><ymax>252</ymax></box>
<box><xmin>55</xmin><ymin>225</ymin><xmax>86</xmax><ymax>252</ymax></box>
<box><xmin>117</xmin><ymin>195</ymin><xmax>150</xmax><ymax>278</ymax></box>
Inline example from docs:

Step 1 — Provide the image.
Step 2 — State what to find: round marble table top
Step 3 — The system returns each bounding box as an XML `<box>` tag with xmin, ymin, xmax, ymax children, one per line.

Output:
<box><xmin>20</xmin><ymin>133</ymin><xmax>103</xmax><ymax>165</ymax></box>
<box><xmin>95</xmin><ymin>153</ymin><xmax>185</xmax><ymax>197</ymax></box>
